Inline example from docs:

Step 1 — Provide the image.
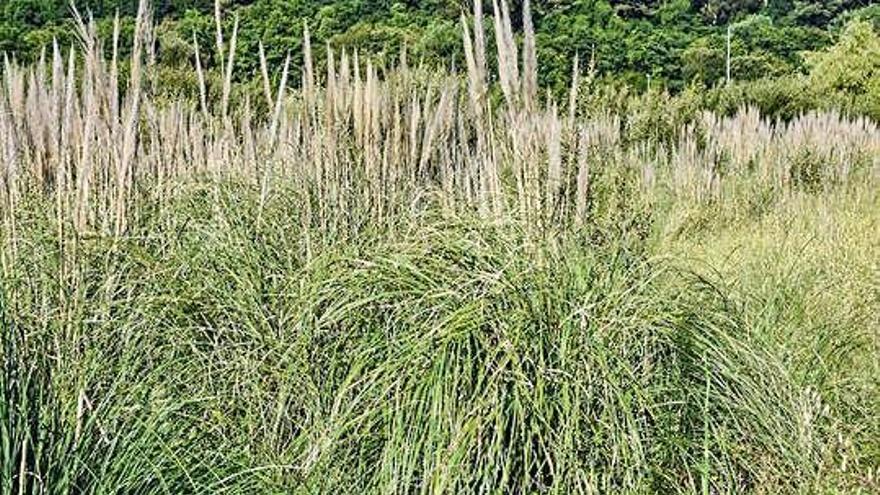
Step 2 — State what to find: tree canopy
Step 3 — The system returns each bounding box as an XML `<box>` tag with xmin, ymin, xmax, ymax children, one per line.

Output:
<box><xmin>1</xmin><ymin>0</ymin><xmax>877</xmax><ymax>94</ymax></box>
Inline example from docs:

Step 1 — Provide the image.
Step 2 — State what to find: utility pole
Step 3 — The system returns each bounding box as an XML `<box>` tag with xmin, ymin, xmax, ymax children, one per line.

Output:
<box><xmin>726</xmin><ymin>24</ymin><xmax>732</xmax><ymax>85</ymax></box>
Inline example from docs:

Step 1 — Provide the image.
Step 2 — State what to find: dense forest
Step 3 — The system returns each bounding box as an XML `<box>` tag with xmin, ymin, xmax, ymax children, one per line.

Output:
<box><xmin>2</xmin><ymin>0</ymin><xmax>878</xmax><ymax>93</ymax></box>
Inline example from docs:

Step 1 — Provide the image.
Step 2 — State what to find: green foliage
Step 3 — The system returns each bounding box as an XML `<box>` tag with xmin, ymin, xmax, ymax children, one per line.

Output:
<box><xmin>579</xmin><ymin>19</ymin><xmax>880</xmax><ymax>129</ymax></box>
<box><xmin>805</xmin><ymin>19</ymin><xmax>880</xmax><ymax>105</ymax></box>
<box><xmin>703</xmin><ymin>75</ymin><xmax>818</xmax><ymax>120</ymax></box>
<box><xmin>783</xmin><ymin>0</ymin><xmax>873</xmax><ymax>27</ymax></box>
<box><xmin>0</xmin><ymin>0</ymin><xmax>873</xmax><ymax>95</ymax></box>
<box><xmin>833</xmin><ymin>3</ymin><xmax>880</xmax><ymax>30</ymax></box>
<box><xmin>683</xmin><ymin>15</ymin><xmax>829</xmax><ymax>87</ymax></box>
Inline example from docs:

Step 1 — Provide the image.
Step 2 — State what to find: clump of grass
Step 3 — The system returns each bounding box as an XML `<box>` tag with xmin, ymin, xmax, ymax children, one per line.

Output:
<box><xmin>3</xmin><ymin>180</ymin><xmax>877</xmax><ymax>492</ymax></box>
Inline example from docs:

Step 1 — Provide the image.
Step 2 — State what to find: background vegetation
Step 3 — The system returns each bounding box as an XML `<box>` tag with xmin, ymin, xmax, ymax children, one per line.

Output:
<box><xmin>2</xmin><ymin>1</ymin><xmax>880</xmax><ymax>111</ymax></box>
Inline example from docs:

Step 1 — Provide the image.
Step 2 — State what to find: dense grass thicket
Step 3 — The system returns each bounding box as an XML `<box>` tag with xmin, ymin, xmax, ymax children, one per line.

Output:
<box><xmin>1</xmin><ymin>1</ymin><xmax>878</xmax><ymax>493</ymax></box>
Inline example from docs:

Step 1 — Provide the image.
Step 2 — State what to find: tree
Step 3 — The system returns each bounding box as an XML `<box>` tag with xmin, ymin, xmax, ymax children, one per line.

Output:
<box><xmin>805</xmin><ymin>19</ymin><xmax>880</xmax><ymax>118</ymax></box>
<box><xmin>693</xmin><ymin>0</ymin><xmax>763</xmax><ymax>25</ymax></box>
<box><xmin>805</xmin><ymin>19</ymin><xmax>880</xmax><ymax>94</ymax></box>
